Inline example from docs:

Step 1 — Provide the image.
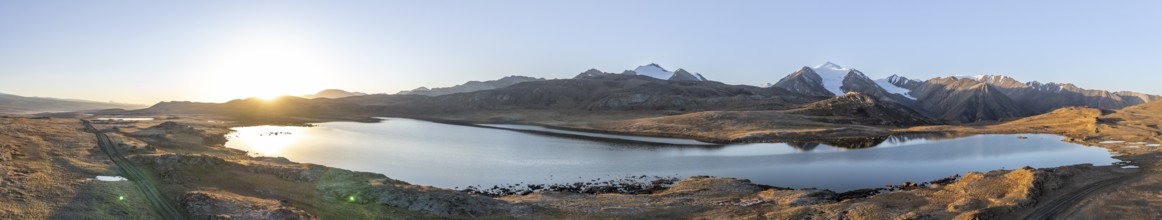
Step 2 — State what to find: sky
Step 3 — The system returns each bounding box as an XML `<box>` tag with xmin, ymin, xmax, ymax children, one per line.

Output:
<box><xmin>1</xmin><ymin>0</ymin><xmax>1160</xmax><ymax>104</ymax></box>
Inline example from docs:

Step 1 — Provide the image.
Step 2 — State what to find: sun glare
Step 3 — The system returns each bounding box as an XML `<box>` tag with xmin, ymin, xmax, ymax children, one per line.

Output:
<box><xmin>192</xmin><ymin>30</ymin><xmax>350</xmax><ymax>102</ymax></box>
<box><xmin>233</xmin><ymin>126</ymin><xmax>306</xmax><ymax>156</ymax></box>
<box><xmin>254</xmin><ymin>94</ymin><xmax>283</xmax><ymax>101</ymax></box>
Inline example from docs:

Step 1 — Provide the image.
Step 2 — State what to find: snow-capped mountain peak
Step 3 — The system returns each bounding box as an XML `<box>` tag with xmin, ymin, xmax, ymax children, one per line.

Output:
<box><xmin>815</xmin><ymin>62</ymin><xmax>844</xmax><ymax>70</ymax></box>
<box><xmin>629</xmin><ymin>63</ymin><xmax>707</xmax><ymax>81</ymax></box>
<box><xmin>807</xmin><ymin>62</ymin><xmax>853</xmax><ymax>96</ymax></box>
<box><xmin>633</xmin><ymin>63</ymin><xmax>674</xmax><ymax>80</ymax></box>
<box><xmin>886</xmin><ymin>74</ymin><xmax>907</xmax><ymax>84</ymax></box>
<box><xmin>874</xmin><ymin>76</ymin><xmax>917</xmax><ymax>100</ymax></box>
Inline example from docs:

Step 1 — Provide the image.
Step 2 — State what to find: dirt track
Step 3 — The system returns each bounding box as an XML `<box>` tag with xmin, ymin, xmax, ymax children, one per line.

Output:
<box><xmin>83</xmin><ymin>120</ymin><xmax>186</xmax><ymax>220</ymax></box>
<box><xmin>1022</xmin><ymin>174</ymin><xmax>1137</xmax><ymax>220</ymax></box>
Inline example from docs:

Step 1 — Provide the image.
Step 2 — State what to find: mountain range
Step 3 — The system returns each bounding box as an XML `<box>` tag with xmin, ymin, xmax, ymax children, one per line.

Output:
<box><xmin>398</xmin><ymin>76</ymin><xmax>546</xmax><ymax>96</ymax></box>
<box><xmin>0</xmin><ymin>93</ymin><xmax>145</xmax><ymax>114</ymax></box>
<box><xmin>9</xmin><ymin>62</ymin><xmax>1155</xmax><ymax>126</ymax></box>
<box><xmin>574</xmin><ymin>63</ymin><xmax>709</xmax><ymax>82</ymax></box>
<box><xmin>769</xmin><ymin>62</ymin><xmax>1161</xmax><ymax>122</ymax></box>
<box><xmin>353</xmin><ymin>74</ymin><xmax>811</xmax><ymax>115</ymax></box>
<box><xmin>389</xmin><ymin>61</ymin><xmax>1159</xmax><ymax>123</ymax></box>
<box><xmin>393</xmin><ymin>64</ymin><xmax>712</xmax><ymax>98</ymax></box>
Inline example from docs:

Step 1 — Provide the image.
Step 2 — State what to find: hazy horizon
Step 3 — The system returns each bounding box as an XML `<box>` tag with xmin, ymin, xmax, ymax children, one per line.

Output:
<box><xmin>3</xmin><ymin>0</ymin><xmax>1160</xmax><ymax>104</ymax></box>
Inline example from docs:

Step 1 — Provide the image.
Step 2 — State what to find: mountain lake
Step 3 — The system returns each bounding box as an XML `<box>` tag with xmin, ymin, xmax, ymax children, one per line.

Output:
<box><xmin>224</xmin><ymin>117</ymin><xmax>1120</xmax><ymax>191</ymax></box>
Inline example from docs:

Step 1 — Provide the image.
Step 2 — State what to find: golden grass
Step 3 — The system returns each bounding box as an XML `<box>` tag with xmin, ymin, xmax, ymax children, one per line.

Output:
<box><xmin>0</xmin><ymin>118</ymin><xmax>158</xmax><ymax>219</ymax></box>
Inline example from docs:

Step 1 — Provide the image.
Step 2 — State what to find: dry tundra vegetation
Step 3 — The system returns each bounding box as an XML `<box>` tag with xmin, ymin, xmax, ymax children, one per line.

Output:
<box><xmin>1</xmin><ymin>101</ymin><xmax>1161</xmax><ymax>219</ymax></box>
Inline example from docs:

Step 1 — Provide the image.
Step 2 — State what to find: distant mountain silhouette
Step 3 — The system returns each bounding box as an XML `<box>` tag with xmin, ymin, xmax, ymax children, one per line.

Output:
<box><xmin>576</xmin><ymin>64</ymin><xmax>709</xmax><ymax>82</ymax></box>
<box><xmin>398</xmin><ymin>76</ymin><xmax>545</xmax><ymax>96</ymax></box>
<box><xmin>302</xmin><ymin>89</ymin><xmax>367</xmax><ymax>99</ymax></box>
<box><xmin>0</xmin><ymin>92</ymin><xmax>145</xmax><ymax>114</ymax></box>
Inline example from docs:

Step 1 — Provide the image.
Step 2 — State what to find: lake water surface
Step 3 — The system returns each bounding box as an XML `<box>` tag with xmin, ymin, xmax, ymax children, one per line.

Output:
<box><xmin>224</xmin><ymin>118</ymin><xmax>1119</xmax><ymax>191</ymax></box>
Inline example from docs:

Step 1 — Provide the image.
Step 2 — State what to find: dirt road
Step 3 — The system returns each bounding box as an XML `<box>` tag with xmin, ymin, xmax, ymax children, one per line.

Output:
<box><xmin>1021</xmin><ymin>170</ymin><xmax>1137</xmax><ymax>220</ymax></box>
<box><xmin>83</xmin><ymin>120</ymin><xmax>187</xmax><ymax>220</ymax></box>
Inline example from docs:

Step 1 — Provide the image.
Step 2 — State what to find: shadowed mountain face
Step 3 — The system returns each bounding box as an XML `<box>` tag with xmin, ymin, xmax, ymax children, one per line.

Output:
<box><xmin>772</xmin><ymin>67</ymin><xmax>834</xmax><ymax>97</ymax></box>
<box><xmin>906</xmin><ymin>77</ymin><xmax>1026</xmax><ymax>122</ymax></box>
<box><xmin>970</xmin><ymin>75</ymin><xmax>1161</xmax><ymax>114</ymax></box>
<box><xmin>670</xmin><ymin>69</ymin><xmax>706</xmax><ymax>81</ymax></box>
<box><xmin>839</xmin><ymin>71</ymin><xmax>918</xmax><ymax>106</ymax></box>
<box><xmin>770</xmin><ymin>64</ymin><xmax>1012</xmax><ymax>122</ymax></box>
<box><xmin>784</xmin><ymin>93</ymin><xmax>940</xmax><ymax>126</ymax></box>
<box><xmin>398</xmin><ymin>76</ymin><xmax>546</xmax><ymax>96</ymax></box>
<box><xmin>772</xmin><ymin>64</ymin><xmax>915</xmax><ymax>106</ymax></box>
<box><xmin>0</xmin><ymin>93</ymin><xmax>145</xmax><ymax>114</ymax></box>
<box><xmin>886</xmin><ymin>75</ymin><xmax>1161</xmax><ymax>122</ymax></box>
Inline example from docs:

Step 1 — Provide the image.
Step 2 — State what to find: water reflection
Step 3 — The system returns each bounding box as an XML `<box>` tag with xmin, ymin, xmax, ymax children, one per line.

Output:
<box><xmin>885</xmin><ymin>132</ymin><xmax>975</xmax><ymax>144</ymax></box>
<box><xmin>227</xmin><ymin>126</ymin><xmax>306</xmax><ymax>156</ymax></box>
<box><xmin>224</xmin><ymin>118</ymin><xmax>1118</xmax><ymax>191</ymax></box>
<box><xmin>787</xmin><ymin>142</ymin><xmax>820</xmax><ymax>151</ymax></box>
<box><xmin>814</xmin><ymin>137</ymin><xmax>888</xmax><ymax>149</ymax></box>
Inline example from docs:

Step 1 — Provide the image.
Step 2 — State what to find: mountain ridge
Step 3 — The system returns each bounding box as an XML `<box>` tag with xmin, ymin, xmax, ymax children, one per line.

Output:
<box><xmin>0</xmin><ymin>92</ymin><xmax>146</xmax><ymax>114</ymax></box>
<box><xmin>119</xmin><ymin>62</ymin><xmax>1158</xmax><ymax>125</ymax></box>
<box><xmin>398</xmin><ymin>76</ymin><xmax>546</xmax><ymax>97</ymax></box>
<box><xmin>767</xmin><ymin>62</ymin><xmax>1157</xmax><ymax>122</ymax></box>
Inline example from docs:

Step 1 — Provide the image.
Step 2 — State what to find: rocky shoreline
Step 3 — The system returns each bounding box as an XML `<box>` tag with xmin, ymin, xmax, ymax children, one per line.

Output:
<box><xmin>459</xmin><ymin>176</ymin><xmax>682</xmax><ymax>197</ymax></box>
<box><xmin>462</xmin><ymin>173</ymin><xmax>964</xmax><ymax>201</ymax></box>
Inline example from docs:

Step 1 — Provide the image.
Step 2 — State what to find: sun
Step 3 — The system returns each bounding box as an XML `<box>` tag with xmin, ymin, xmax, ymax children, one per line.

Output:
<box><xmin>192</xmin><ymin>30</ymin><xmax>349</xmax><ymax>102</ymax></box>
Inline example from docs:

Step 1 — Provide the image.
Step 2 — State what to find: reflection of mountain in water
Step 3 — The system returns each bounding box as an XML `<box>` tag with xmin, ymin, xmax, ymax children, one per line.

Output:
<box><xmin>883</xmin><ymin>132</ymin><xmax>972</xmax><ymax>145</ymax></box>
<box><xmin>787</xmin><ymin>142</ymin><xmax>820</xmax><ymax>151</ymax></box>
<box><xmin>481</xmin><ymin>123</ymin><xmax>1013</xmax><ymax>154</ymax></box>
<box><xmin>789</xmin><ymin>133</ymin><xmax>982</xmax><ymax>151</ymax></box>
<box><xmin>824</xmin><ymin>137</ymin><xmax>889</xmax><ymax>149</ymax></box>
<box><xmin>790</xmin><ymin>137</ymin><xmax>890</xmax><ymax>151</ymax></box>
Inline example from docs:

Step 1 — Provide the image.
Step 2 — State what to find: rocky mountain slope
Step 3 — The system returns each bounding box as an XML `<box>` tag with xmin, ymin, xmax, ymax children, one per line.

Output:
<box><xmin>881</xmin><ymin>74</ymin><xmax>1160</xmax><ymax>122</ymax></box>
<box><xmin>770</xmin><ymin>63</ymin><xmax>915</xmax><ymax>104</ymax></box>
<box><xmin>906</xmin><ymin>77</ymin><xmax>1027</xmax><ymax>122</ymax></box>
<box><xmin>967</xmin><ymin>75</ymin><xmax>1159</xmax><ymax>113</ymax></box>
<box><xmin>783</xmin><ymin>93</ymin><xmax>939</xmax><ymax>126</ymax></box>
<box><xmin>0</xmin><ymin>92</ymin><xmax>145</xmax><ymax>114</ymax></box>
<box><xmin>770</xmin><ymin>67</ymin><xmax>834</xmax><ymax>97</ymax></box>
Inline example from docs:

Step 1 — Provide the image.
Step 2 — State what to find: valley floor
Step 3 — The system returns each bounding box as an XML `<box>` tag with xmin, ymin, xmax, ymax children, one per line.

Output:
<box><xmin>2</xmin><ymin>104</ymin><xmax>1161</xmax><ymax>219</ymax></box>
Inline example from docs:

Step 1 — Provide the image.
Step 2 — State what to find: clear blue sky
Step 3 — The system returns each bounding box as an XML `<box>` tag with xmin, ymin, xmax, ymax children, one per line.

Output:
<box><xmin>1</xmin><ymin>0</ymin><xmax>1159</xmax><ymax>104</ymax></box>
